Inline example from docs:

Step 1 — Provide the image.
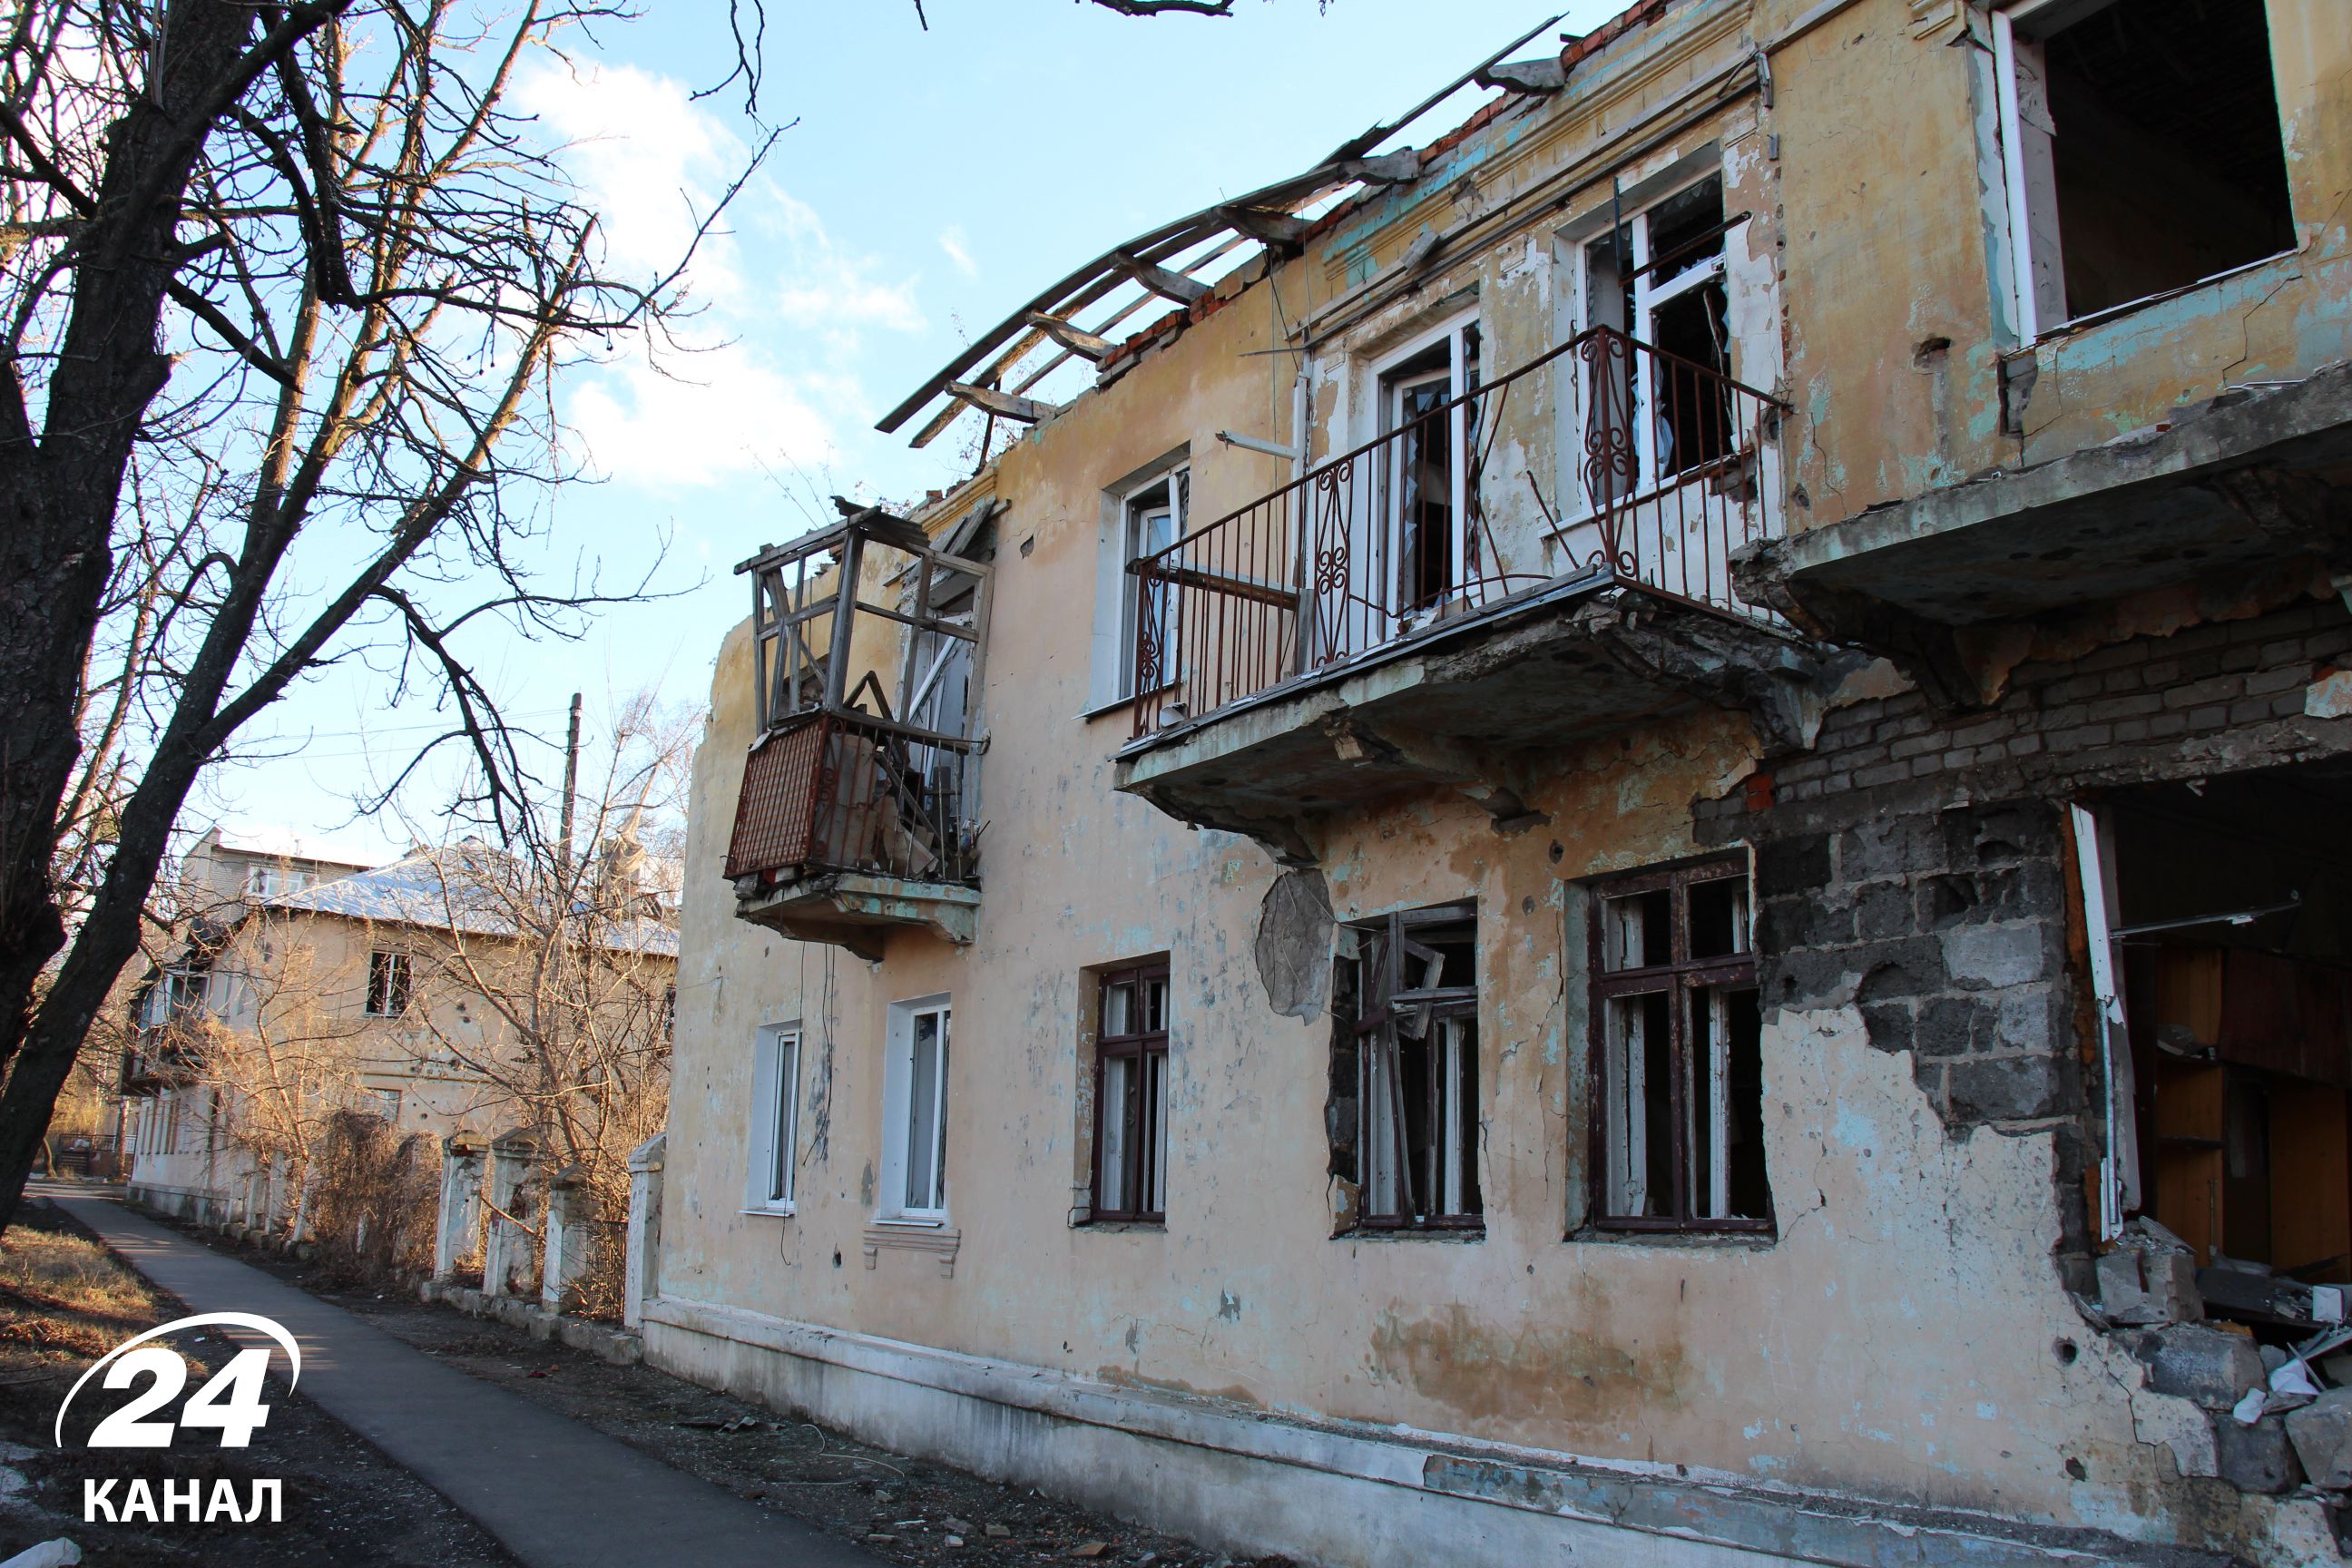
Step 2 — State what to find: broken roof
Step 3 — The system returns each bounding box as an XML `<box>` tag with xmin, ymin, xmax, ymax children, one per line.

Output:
<box><xmin>876</xmin><ymin>10</ymin><xmax>1582</xmax><ymax>453</ymax></box>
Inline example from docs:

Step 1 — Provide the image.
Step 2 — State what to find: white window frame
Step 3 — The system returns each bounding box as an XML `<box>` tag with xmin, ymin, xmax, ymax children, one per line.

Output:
<box><xmin>1367</xmin><ymin>309</ymin><xmax>1481</xmax><ymax>616</ymax></box>
<box><xmin>1566</xmin><ymin>172</ymin><xmax>1732</xmax><ymax>505</ymax></box>
<box><xmin>745</xmin><ymin>1023</ymin><xmax>802</xmax><ymax>1215</ymax></box>
<box><xmin>1117</xmin><ymin>466</ymin><xmax>1188</xmax><ymax>701</ymax></box>
<box><xmin>878</xmin><ymin>995</ymin><xmax>952</xmax><ymax>1223</ymax></box>
<box><xmin>364</xmin><ymin>949</ymin><xmax>411</xmax><ymax>1017</ymax></box>
<box><xmin>1991</xmin><ymin>1</ymin><xmax>2071</xmax><ymax>342</ymax></box>
<box><xmin>1086</xmin><ymin>450</ymin><xmax>1191</xmax><ymax>715</ymax></box>
<box><xmin>1989</xmin><ymin>0</ymin><xmax>2298</xmax><ymax>343</ymax></box>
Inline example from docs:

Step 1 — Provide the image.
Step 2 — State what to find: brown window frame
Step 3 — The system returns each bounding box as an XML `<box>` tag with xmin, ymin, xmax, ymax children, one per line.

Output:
<box><xmin>1089</xmin><ymin>960</ymin><xmax>1170</xmax><ymax>1224</ymax></box>
<box><xmin>1343</xmin><ymin>903</ymin><xmax>1484</xmax><ymax>1235</ymax></box>
<box><xmin>1585</xmin><ymin>857</ymin><xmax>1770</xmax><ymax>1236</ymax></box>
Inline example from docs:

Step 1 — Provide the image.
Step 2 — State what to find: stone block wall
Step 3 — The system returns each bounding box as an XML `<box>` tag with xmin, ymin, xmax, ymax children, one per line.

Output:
<box><xmin>1699</xmin><ymin>591</ymin><xmax>2352</xmax><ymax>1276</ymax></box>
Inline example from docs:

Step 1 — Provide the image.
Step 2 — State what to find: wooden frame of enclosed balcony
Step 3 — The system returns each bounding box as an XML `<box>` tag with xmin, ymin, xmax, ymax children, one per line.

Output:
<box><xmin>726</xmin><ymin>506</ymin><xmax>995</xmax><ymax>959</ymax></box>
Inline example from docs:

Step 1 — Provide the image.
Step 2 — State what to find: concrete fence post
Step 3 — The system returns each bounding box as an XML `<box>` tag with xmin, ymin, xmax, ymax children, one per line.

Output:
<box><xmin>482</xmin><ymin>1128</ymin><xmax>540</xmax><ymax>1299</ymax></box>
<box><xmin>540</xmin><ymin>1164</ymin><xmax>593</xmax><ymax>1313</ymax></box>
<box><xmin>263</xmin><ymin>1156</ymin><xmax>288</xmax><ymax>1237</ymax></box>
<box><xmin>432</xmin><ymin>1132</ymin><xmax>487</xmax><ymax>1282</ymax></box>
<box><xmin>624</xmin><ymin>1132</ymin><xmax>666</xmax><ymax>1332</ymax></box>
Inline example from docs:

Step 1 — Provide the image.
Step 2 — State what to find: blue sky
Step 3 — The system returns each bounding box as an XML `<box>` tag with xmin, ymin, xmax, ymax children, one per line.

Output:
<box><xmin>199</xmin><ymin>0</ymin><xmax>1623</xmax><ymax>861</ymax></box>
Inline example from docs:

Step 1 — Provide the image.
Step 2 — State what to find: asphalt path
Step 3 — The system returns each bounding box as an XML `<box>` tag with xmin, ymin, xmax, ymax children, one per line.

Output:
<box><xmin>46</xmin><ymin>1186</ymin><xmax>878</xmax><ymax>1568</ymax></box>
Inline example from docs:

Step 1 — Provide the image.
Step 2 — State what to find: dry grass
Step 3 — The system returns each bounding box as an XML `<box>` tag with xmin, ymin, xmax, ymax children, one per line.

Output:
<box><xmin>0</xmin><ymin>1214</ymin><xmax>162</xmax><ymax>1364</ymax></box>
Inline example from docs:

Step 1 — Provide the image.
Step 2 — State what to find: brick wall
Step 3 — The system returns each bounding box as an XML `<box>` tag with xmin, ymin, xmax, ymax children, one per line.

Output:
<box><xmin>1698</xmin><ymin>593</ymin><xmax>2352</xmax><ymax>1271</ymax></box>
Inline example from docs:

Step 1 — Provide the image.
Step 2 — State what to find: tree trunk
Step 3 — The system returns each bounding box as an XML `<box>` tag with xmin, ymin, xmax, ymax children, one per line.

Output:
<box><xmin>0</xmin><ymin>1</ymin><xmax>263</xmax><ymax>1228</ymax></box>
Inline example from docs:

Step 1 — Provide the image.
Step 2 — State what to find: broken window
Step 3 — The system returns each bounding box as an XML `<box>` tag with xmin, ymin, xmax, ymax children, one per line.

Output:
<box><xmin>1994</xmin><ymin>0</ymin><xmax>2295</xmax><ymax>336</ymax></box>
<box><xmin>1090</xmin><ymin>961</ymin><xmax>1171</xmax><ymax>1223</ymax></box>
<box><xmin>1121</xmin><ymin>468</ymin><xmax>1187</xmax><ymax>699</ymax></box>
<box><xmin>1588</xmin><ymin>860</ymin><xmax>1769</xmax><ymax>1232</ymax></box>
<box><xmin>1378</xmin><ymin>318</ymin><xmax>1482</xmax><ymax>615</ymax></box>
<box><xmin>1581</xmin><ymin>174</ymin><xmax>1736</xmax><ymax>496</ymax></box>
<box><xmin>365</xmin><ymin>950</ymin><xmax>411</xmax><ymax>1018</ymax></box>
<box><xmin>1334</xmin><ymin>904</ymin><xmax>1483</xmax><ymax>1231</ymax></box>
<box><xmin>882</xmin><ymin>996</ymin><xmax>951</xmax><ymax>1220</ymax></box>
<box><xmin>746</xmin><ymin>1024</ymin><xmax>802</xmax><ymax>1213</ymax></box>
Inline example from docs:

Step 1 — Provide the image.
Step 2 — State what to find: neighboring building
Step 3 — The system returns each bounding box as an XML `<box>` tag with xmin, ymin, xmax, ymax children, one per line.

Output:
<box><xmin>117</xmin><ymin>824</ymin><xmax>379</xmax><ymax>1207</ymax></box>
<box><xmin>651</xmin><ymin>4</ymin><xmax>2352</xmax><ymax>1565</ymax></box>
<box><xmin>122</xmin><ymin>838</ymin><xmax>679</xmax><ymax>1229</ymax></box>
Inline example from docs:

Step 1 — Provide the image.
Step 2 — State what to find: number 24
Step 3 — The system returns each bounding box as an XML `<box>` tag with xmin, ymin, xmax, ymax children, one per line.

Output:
<box><xmin>89</xmin><ymin>1348</ymin><xmax>272</xmax><ymax>1448</ymax></box>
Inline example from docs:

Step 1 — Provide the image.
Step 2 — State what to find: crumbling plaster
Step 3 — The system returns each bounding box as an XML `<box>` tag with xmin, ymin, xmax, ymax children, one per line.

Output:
<box><xmin>1771</xmin><ymin>0</ymin><xmax>2352</xmax><ymax>530</ymax></box>
<box><xmin>666</xmin><ymin>466</ymin><xmax>2299</xmax><ymax>1564</ymax></box>
<box><xmin>652</xmin><ymin>5</ymin><xmax>2347</xmax><ymax>1558</ymax></box>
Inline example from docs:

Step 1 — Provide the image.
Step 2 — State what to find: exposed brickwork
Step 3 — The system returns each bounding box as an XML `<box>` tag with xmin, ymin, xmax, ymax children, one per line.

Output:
<box><xmin>1740</xmin><ymin>597</ymin><xmax>2352</xmax><ymax>815</ymax></box>
<box><xmin>1701</xmin><ymin>594</ymin><xmax>2352</xmax><ymax>1276</ymax></box>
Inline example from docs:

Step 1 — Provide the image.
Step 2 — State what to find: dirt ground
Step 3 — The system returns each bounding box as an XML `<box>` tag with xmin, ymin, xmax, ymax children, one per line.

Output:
<box><xmin>0</xmin><ymin>1195</ymin><xmax>521</xmax><ymax>1567</ymax></box>
<box><xmin>158</xmin><ymin>1211</ymin><xmax>1295</xmax><ymax>1568</ymax></box>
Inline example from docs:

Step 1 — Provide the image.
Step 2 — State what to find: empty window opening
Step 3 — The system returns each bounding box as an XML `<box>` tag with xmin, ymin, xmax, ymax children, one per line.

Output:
<box><xmin>1581</xmin><ymin>175</ymin><xmax>1734</xmax><ymax>495</ymax></box>
<box><xmin>1121</xmin><ymin>468</ymin><xmax>1188</xmax><ymax>699</ymax></box>
<box><xmin>1378</xmin><ymin>321</ymin><xmax>1482</xmax><ymax>615</ymax></box>
<box><xmin>1589</xmin><ymin>860</ymin><xmax>1768</xmax><ymax>1232</ymax></box>
<box><xmin>365</xmin><ymin>950</ymin><xmax>412</xmax><ymax>1017</ymax></box>
<box><xmin>1996</xmin><ymin>0</ymin><xmax>2294</xmax><ymax>335</ymax></box>
<box><xmin>1091</xmin><ymin>962</ymin><xmax>1171</xmax><ymax>1222</ymax></box>
<box><xmin>2094</xmin><ymin>760</ymin><xmax>2352</xmax><ymax>1325</ymax></box>
<box><xmin>747</xmin><ymin>1024</ymin><xmax>802</xmax><ymax>1212</ymax></box>
<box><xmin>1333</xmin><ymin>904</ymin><xmax>1483</xmax><ymax>1231</ymax></box>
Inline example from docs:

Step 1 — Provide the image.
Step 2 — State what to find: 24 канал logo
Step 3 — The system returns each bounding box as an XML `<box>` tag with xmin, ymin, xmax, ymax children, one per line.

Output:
<box><xmin>55</xmin><ymin>1312</ymin><xmax>300</xmax><ymax>1525</ymax></box>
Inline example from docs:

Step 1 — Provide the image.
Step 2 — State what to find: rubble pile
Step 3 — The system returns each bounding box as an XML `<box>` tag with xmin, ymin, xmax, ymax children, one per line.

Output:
<box><xmin>2092</xmin><ymin>1218</ymin><xmax>2352</xmax><ymax>1498</ymax></box>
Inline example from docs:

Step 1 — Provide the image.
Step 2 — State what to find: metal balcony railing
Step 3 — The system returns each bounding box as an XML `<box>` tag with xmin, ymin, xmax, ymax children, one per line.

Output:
<box><xmin>1129</xmin><ymin>325</ymin><xmax>1786</xmax><ymax>739</ymax></box>
<box><xmin>725</xmin><ymin>709</ymin><xmax>979</xmax><ymax>888</ymax></box>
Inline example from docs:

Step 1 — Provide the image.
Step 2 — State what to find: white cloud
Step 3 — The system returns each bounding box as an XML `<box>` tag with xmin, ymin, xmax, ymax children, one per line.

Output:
<box><xmin>516</xmin><ymin>58</ymin><xmax>747</xmax><ymax>305</ymax></box>
<box><xmin>517</xmin><ymin>55</ymin><xmax>926</xmax><ymax>492</ymax></box>
<box><xmin>568</xmin><ymin>338</ymin><xmax>836</xmax><ymax>490</ymax></box>
<box><xmin>938</xmin><ymin>225</ymin><xmax>979</xmax><ymax>279</ymax></box>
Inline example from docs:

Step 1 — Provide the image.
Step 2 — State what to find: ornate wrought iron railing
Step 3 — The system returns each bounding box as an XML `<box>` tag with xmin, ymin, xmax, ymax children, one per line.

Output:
<box><xmin>1128</xmin><ymin>325</ymin><xmax>1786</xmax><ymax>739</ymax></box>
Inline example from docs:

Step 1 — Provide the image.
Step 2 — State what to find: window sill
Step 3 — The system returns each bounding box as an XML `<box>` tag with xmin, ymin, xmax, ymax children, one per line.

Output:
<box><xmin>1073</xmin><ymin>1217</ymin><xmax>1166</xmax><ymax>1233</ymax></box>
<box><xmin>1338</xmin><ymin>1224</ymin><xmax>1485</xmax><ymax>1242</ymax></box>
<box><xmin>1572</xmin><ymin>1224</ymin><xmax>1776</xmax><ymax>1248</ymax></box>
<box><xmin>2029</xmin><ymin>248</ymin><xmax>2298</xmax><ymax>348</ymax></box>
<box><xmin>1078</xmin><ymin>683</ymin><xmax>1171</xmax><ymax>726</ymax></box>
<box><xmin>741</xmin><ymin>1204</ymin><xmax>797</xmax><ymax>1220</ymax></box>
<box><xmin>862</xmin><ymin>1220</ymin><xmax>960</xmax><ymax>1277</ymax></box>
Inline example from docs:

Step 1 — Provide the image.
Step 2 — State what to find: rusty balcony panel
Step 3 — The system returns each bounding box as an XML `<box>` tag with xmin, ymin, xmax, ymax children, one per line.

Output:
<box><xmin>1128</xmin><ymin>325</ymin><xmax>1787</xmax><ymax>742</ymax></box>
<box><xmin>727</xmin><ymin>713</ymin><xmax>978</xmax><ymax>890</ymax></box>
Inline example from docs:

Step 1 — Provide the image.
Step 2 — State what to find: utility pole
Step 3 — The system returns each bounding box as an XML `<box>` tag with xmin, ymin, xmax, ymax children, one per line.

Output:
<box><xmin>559</xmin><ymin>692</ymin><xmax>582</xmax><ymax>882</ymax></box>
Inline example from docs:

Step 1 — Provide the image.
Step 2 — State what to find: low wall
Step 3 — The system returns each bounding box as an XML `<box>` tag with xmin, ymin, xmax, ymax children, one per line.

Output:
<box><xmin>642</xmin><ymin>1293</ymin><xmax>2231</xmax><ymax>1568</ymax></box>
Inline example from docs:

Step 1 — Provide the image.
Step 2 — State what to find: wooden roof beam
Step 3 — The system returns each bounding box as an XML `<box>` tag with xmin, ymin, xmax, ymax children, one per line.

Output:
<box><xmin>1218</xmin><ymin>205</ymin><xmax>1313</xmax><ymax>248</ymax></box>
<box><xmin>1023</xmin><ymin>310</ymin><xmax>1116</xmax><ymax>362</ymax></box>
<box><xmin>945</xmin><ymin>382</ymin><xmax>1059</xmax><ymax>425</ymax></box>
<box><xmin>1109</xmin><ymin>250</ymin><xmax>1211</xmax><ymax>304</ymax></box>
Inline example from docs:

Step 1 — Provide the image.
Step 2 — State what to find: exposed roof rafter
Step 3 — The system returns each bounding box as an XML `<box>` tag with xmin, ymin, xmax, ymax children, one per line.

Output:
<box><xmin>877</xmin><ymin>11</ymin><xmax>1570</xmax><ymax>450</ymax></box>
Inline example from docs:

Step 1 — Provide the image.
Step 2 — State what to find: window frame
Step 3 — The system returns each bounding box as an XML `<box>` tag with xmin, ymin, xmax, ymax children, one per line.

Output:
<box><xmin>1583</xmin><ymin>856</ymin><xmax>1769</xmax><ymax>1236</ymax></box>
<box><xmin>745</xmin><ymin>1023</ymin><xmax>803</xmax><ymax>1216</ymax></box>
<box><xmin>1339</xmin><ymin>901</ymin><xmax>1485</xmax><ymax>1235</ymax></box>
<box><xmin>364</xmin><ymin>949</ymin><xmax>412</xmax><ymax>1018</ymax></box>
<box><xmin>879</xmin><ymin>995</ymin><xmax>952</xmax><ymax>1223</ymax></box>
<box><xmin>1369</xmin><ymin>312</ymin><xmax>1482</xmax><ymax>617</ymax></box>
<box><xmin>1989</xmin><ymin>0</ymin><xmax>2298</xmax><ymax>343</ymax></box>
<box><xmin>1088</xmin><ymin>960</ymin><xmax>1171</xmax><ymax>1225</ymax></box>
<box><xmin>1117</xmin><ymin>466</ymin><xmax>1189</xmax><ymax>701</ymax></box>
<box><xmin>1569</xmin><ymin>172</ymin><xmax>1738</xmax><ymax>504</ymax></box>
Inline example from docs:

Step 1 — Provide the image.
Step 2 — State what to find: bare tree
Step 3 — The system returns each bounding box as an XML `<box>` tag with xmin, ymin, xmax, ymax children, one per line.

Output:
<box><xmin>395</xmin><ymin>697</ymin><xmax>689</xmax><ymax>1245</ymax></box>
<box><xmin>0</xmin><ymin>1</ymin><xmax>766</xmax><ymax>1230</ymax></box>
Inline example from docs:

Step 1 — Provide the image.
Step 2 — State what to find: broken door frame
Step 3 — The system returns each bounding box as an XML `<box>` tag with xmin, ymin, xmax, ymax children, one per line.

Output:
<box><xmin>2068</xmin><ymin>799</ymin><xmax>2139</xmax><ymax>1242</ymax></box>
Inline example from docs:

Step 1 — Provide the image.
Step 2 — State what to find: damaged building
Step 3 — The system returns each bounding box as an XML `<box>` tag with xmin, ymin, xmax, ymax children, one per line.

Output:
<box><xmin>642</xmin><ymin>2</ymin><xmax>2352</xmax><ymax>1563</ymax></box>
